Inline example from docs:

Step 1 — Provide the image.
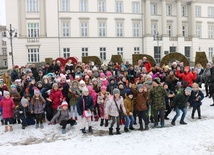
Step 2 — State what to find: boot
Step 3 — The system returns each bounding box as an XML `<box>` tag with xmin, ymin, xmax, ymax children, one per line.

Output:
<box><xmin>124</xmin><ymin>127</ymin><xmax>129</xmax><ymax>132</ymax></box>
<box><xmin>116</xmin><ymin>128</ymin><xmax>121</xmax><ymax>134</ymax></box>
<box><xmin>161</xmin><ymin>122</ymin><xmax>165</xmax><ymax>128</ymax></box>
<box><xmin>129</xmin><ymin>126</ymin><xmax>135</xmax><ymax>130</ymax></box>
<box><xmin>9</xmin><ymin>126</ymin><xmax>13</xmax><ymax>131</ymax></box>
<box><xmin>81</xmin><ymin>128</ymin><xmax>86</xmax><ymax>134</ymax></box>
<box><xmin>94</xmin><ymin>115</ymin><xmax>99</xmax><ymax>121</ymax></box>
<box><xmin>40</xmin><ymin>124</ymin><xmax>44</xmax><ymax>129</ymax></box>
<box><xmin>22</xmin><ymin>125</ymin><xmax>26</xmax><ymax>129</ymax></box>
<box><xmin>100</xmin><ymin>119</ymin><xmax>104</xmax><ymax>126</ymax></box>
<box><xmin>150</xmin><ymin>116</ymin><xmax>154</xmax><ymax>123</ymax></box>
<box><xmin>1</xmin><ymin>120</ymin><xmax>4</xmax><ymax>125</ymax></box>
<box><xmin>109</xmin><ymin>128</ymin><xmax>114</xmax><ymax>135</ymax></box>
<box><xmin>171</xmin><ymin>121</ymin><xmax>175</xmax><ymax>126</ymax></box>
<box><xmin>88</xmin><ymin>126</ymin><xmax>93</xmax><ymax>133</ymax></box>
<box><xmin>145</xmin><ymin>125</ymin><xmax>149</xmax><ymax>130</ymax></box>
<box><xmin>180</xmin><ymin>121</ymin><xmax>187</xmax><ymax>125</ymax></box>
<box><xmin>35</xmin><ymin>124</ymin><xmax>39</xmax><ymax>129</ymax></box>
<box><xmin>4</xmin><ymin>126</ymin><xmax>8</xmax><ymax>132</ymax></box>
<box><xmin>138</xmin><ymin>124</ymin><xmax>143</xmax><ymax>131</ymax></box>
<box><xmin>164</xmin><ymin>115</ymin><xmax>169</xmax><ymax>120</ymax></box>
<box><xmin>104</xmin><ymin>119</ymin><xmax>108</xmax><ymax>127</ymax></box>
<box><xmin>191</xmin><ymin>114</ymin><xmax>194</xmax><ymax>119</ymax></box>
<box><xmin>62</xmin><ymin>129</ymin><xmax>66</xmax><ymax>134</ymax></box>
<box><xmin>153</xmin><ymin>122</ymin><xmax>158</xmax><ymax>128</ymax></box>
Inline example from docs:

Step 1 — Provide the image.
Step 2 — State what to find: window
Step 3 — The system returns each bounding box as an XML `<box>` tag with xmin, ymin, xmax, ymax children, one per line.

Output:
<box><xmin>182</xmin><ymin>25</ymin><xmax>187</xmax><ymax>37</ymax></box>
<box><xmin>80</xmin><ymin>0</ymin><xmax>87</xmax><ymax>12</ymax></box>
<box><xmin>3</xmin><ymin>59</ymin><xmax>7</xmax><ymax>67</ymax></box>
<box><xmin>208</xmin><ymin>7</ymin><xmax>214</xmax><ymax>17</ymax></box>
<box><xmin>98</xmin><ymin>0</ymin><xmax>106</xmax><ymax>12</ymax></box>
<box><xmin>185</xmin><ymin>47</ymin><xmax>190</xmax><ymax>61</ymax></box>
<box><xmin>61</xmin><ymin>0</ymin><xmax>69</xmax><ymax>11</ymax></box>
<box><xmin>63</xmin><ymin>48</ymin><xmax>70</xmax><ymax>58</ymax></box>
<box><xmin>208</xmin><ymin>47</ymin><xmax>213</xmax><ymax>61</ymax></box>
<box><xmin>100</xmin><ymin>47</ymin><xmax>106</xmax><ymax>60</ymax></box>
<box><xmin>81</xmin><ymin>22</ymin><xmax>88</xmax><ymax>37</ymax></box>
<box><xmin>134</xmin><ymin>47</ymin><xmax>140</xmax><ymax>54</ymax></box>
<box><xmin>62</xmin><ymin>22</ymin><xmax>70</xmax><ymax>37</ymax></box>
<box><xmin>116</xmin><ymin>22</ymin><xmax>123</xmax><ymax>37</ymax></box>
<box><xmin>151</xmin><ymin>23</ymin><xmax>157</xmax><ymax>36</ymax></box>
<box><xmin>27</xmin><ymin>23</ymin><xmax>39</xmax><ymax>38</ymax></box>
<box><xmin>117</xmin><ymin>47</ymin><xmax>123</xmax><ymax>56</ymax></box>
<box><xmin>170</xmin><ymin>46</ymin><xmax>176</xmax><ymax>53</ymax></box>
<box><xmin>28</xmin><ymin>48</ymin><xmax>40</xmax><ymax>63</ymax></box>
<box><xmin>116</xmin><ymin>1</ymin><xmax>123</xmax><ymax>13</ymax></box>
<box><xmin>195</xmin><ymin>6</ymin><xmax>201</xmax><ymax>17</ymax></box>
<box><xmin>2</xmin><ymin>48</ymin><xmax>7</xmax><ymax>55</ymax></box>
<box><xmin>196</xmin><ymin>25</ymin><xmax>201</xmax><ymax>38</ymax></box>
<box><xmin>26</xmin><ymin>0</ymin><xmax>39</xmax><ymax>12</ymax></box>
<box><xmin>166</xmin><ymin>5</ymin><xmax>172</xmax><ymax>16</ymax></box>
<box><xmin>151</xmin><ymin>3</ymin><xmax>157</xmax><ymax>15</ymax></box>
<box><xmin>99</xmin><ymin>22</ymin><xmax>106</xmax><ymax>37</ymax></box>
<box><xmin>208</xmin><ymin>26</ymin><xmax>214</xmax><ymax>38</ymax></box>
<box><xmin>133</xmin><ymin>23</ymin><xmax>140</xmax><ymax>37</ymax></box>
<box><xmin>167</xmin><ymin>24</ymin><xmax>172</xmax><ymax>37</ymax></box>
<box><xmin>82</xmin><ymin>48</ymin><xmax>88</xmax><ymax>56</ymax></box>
<box><xmin>181</xmin><ymin>5</ymin><xmax>186</xmax><ymax>16</ymax></box>
<box><xmin>2</xmin><ymin>40</ymin><xmax>6</xmax><ymax>46</ymax></box>
<box><xmin>133</xmin><ymin>2</ymin><xmax>140</xmax><ymax>13</ymax></box>
<box><xmin>154</xmin><ymin>46</ymin><xmax>161</xmax><ymax>64</ymax></box>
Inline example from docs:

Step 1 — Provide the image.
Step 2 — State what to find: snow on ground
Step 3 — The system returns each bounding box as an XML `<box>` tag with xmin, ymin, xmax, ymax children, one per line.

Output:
<box><xmin>0</xmin><ymin>94</ymin><xmax>214</xmax><ymax>155</ymax></box>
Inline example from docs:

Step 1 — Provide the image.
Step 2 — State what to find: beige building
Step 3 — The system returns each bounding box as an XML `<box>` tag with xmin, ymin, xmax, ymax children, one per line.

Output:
<box><xmin>0</xmin><ymin>26</ymin><xmax>7</xmax><ymax>69</ymax></box>
<box><xmin>4</xmin><ymin>0</ymin><xmax>214</xmax><ymax>68</ymax></box>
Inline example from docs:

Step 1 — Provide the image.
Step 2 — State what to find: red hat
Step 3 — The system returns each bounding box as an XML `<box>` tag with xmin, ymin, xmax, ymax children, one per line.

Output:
<box><xmin>14</xmin><ymin>65</ymin><xmax>19</xmax><ymax>69</ymax></box>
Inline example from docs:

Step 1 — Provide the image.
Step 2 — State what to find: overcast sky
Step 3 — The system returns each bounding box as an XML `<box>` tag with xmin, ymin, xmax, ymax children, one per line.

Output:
<box><xmin>0</xmin><ymin>0</ymin><xmax>6</xmax><ymax>25</ymax></box>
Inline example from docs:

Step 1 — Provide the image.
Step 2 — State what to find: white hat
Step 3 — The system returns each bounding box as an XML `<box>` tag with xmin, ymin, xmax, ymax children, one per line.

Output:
<box><xmin>61</xmin><ymin>101</ymin><xmax>68</xmax><ymax>107</ymax></box>
<box><xmin>82</xmin><ymin>87</ymin><xmax>89</xmax><ymax>94</ymax></box>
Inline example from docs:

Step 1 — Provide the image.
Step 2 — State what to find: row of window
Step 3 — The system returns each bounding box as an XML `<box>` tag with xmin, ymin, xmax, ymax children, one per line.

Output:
<box><xmin>26</xmin><ymin>0</ymin><xmax>214</xmax><ymax>18</ymax></box>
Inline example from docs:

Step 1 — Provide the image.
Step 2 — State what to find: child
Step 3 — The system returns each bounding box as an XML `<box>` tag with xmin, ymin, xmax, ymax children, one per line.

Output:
<box><xmin>0</xmin><ymin>91</ymin><xmax>15</xmax><ymax>132</ymax></box>
<box><xmin>31</xmin><ymin>89</ymin><xmax>46</xmax><ymax>129</ymax></box>
<box><xmin>50</xmin><ymin>101</ymin><xmax>77</xmax><ymax>134</ymax></box>
<box><xmin>0</xmin><ymin>91</ymin><xmax>3</xmax><ymax>125</ymax></box>
<box><xmin>77</xmin><ymin>87</ymin><xmax>94</xmax><ymax>134</ymax></box>
<box><xmin>105</xmin><ymin>88</ymin><xmax>127</xmax><ymax>135</ymax></box>
<box><xmin>189</xmin><ymin>83</ymin><xmax>204</xmax><ymax>119</ymax></box>
<box><xmin>124</xmin><ymin>90</ymin><xmax>135</xmax><ymax>132</ymax></box>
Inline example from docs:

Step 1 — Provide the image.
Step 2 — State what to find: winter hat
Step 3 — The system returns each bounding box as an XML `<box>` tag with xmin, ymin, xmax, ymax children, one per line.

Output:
<box><xmin>92</xmin><ymin>78</ymin><xmax>98</xmax><ymax>83</ymax></box>
<box><xmin>52</xmin><ymin>83</ymin><xmax>58</xmax><ymax>88</ymax></box>
<box><xmin>177</xmin><ymin>81</ymin><xmax>182</xmax><ymax>87</ymax></box>
<box><xmin>172</xmin><ymin>62</ymin><xmax>177</xmax><ymax>66</ymax></box>
<box><xmin>100</xmin><ymin>73</ymin><xmax>106</xmax><ymax>78</ymax></box>
<box><xmin>82</xmin><ymin>87</ymin><xmax>89</xmax><ymax>94</ymax></box>
<box><xmin>10</xmin><ymin>84</ymin><xmax>16</xmax><ymax>89</ymax></box>
<box><xmin>61</xmin><ymin>101</ymin><xmax>68</xmax><ymax>107</ymax></box>
<box><xmin>106</xmin><ymin>71</ymin><xmax>112</xmax><ymax>76</ymax></box>
<box><xmin>85</xmin><ymin>75</ymin><xmax>90</xmax><ymax>79</ymax></box>
<box><xmin>164</xmin><ymin>65</ymin><xmax>170</xmax><ymax>69</ymax></box>
<box><xmin>34</xmin><ymin>89</ymin><xmax>40</xmax><ymax>95</ymax></box>
<box><xmin>185</xmin><ymin>87</ymin><xmax>192</xmax><ymax>93</ymax></box>
<box><xmin>207</xmin><ymin>62</ymin><xmax>212</xmax><ymax>67</ymax></box>
<box><xmin>60</xmin><ymin>74</ymin><xmax>66</xmax><ymax>80</ymax></box>
<box><xmin>93</xmin><ymin>72</ymin><xmax>99</xmax><ymax>78</ymax></box>
<box><xmin>101</xmin><ymin>85</ymin><xmax>107</xmax><ymax>91</ymax></box>
<box><xmin>126</xmin><ymin>89</ymin><xmax>134</xmax><ymax>96</ymax></box>
<box><xmin>153</xmin><ymin>77</ymin><xmax>161</xmax><ymax>84</ymax></box>
<box><xmin>113</xmin><ymin>88</ymin><xmax>120</xmax><ymax>95</ymax></box>
<box><xmin>138</xmin><ymin>84</ymin><xmax>144</xmax><ymax>89</ymax></box>
<box><xmin>21</xmin><ymin>97</ymin><xmax>29</xmax><ymax>106</ymax></box>
<box><xmin>14</xmin><ymin>65</ymin><xmax>19</xmax><ymax>69</ymax></box>
<box><xmin>79</xmin><ymin>80</ymin><xmax>85</xmax><ymax>85</ymax></box>
<box><xmin>3</xmin><ymin>91</ymin><xmax>10</xmax><ymax>96</ymax></box>
<box><xmin>144</xmin><ymin>81</ymin><xmax>152</xmax><ymax>85</ymax></box>
<box><xmin>37</xmin><ymin>81</ymin><xmax>43</xmax><ymax>86</ymax></box>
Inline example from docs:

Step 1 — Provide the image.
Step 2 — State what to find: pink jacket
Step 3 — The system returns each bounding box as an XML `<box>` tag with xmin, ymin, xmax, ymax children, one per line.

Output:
<box><xmin>0</xmin><ymin>97</ymin><xmax>15</xmax><ymax>118</ymax></box>
<box><xmin>100</xmin><ymin>78</ymin><xmax>109</xmax><ymax>87</ymax></box>
<box><xmin>105</xmin><ymin>96</ymin><xmax>126</xmax><ymax>117</ymax></box>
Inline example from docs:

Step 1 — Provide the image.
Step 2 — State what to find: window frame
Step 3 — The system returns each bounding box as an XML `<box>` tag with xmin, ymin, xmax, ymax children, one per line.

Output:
<box><xmin>28</xmin><ymin>48</ymin><xmax>40</xmax><ymax>63</ymax></box>
<box><xmin>26</xmin><ymin>0</ymin><xmax>39</xmax><ymax>12</ymax></box>
<box><xmin>61</xmin><ymin>0</ymin><xmax>70</xmax><ymax>12</ymax></box>
<box><xmin>98</xmin><ymin>0</ymin><xmax>106</xmax><ymax>12</ymax></box>
<box><xmin>116</xmin><ymin>1</ymin><xmax>123</xmax><ymax>13</ymax></box>
<box><xmin>27</xmin><ymin>23</ymin><xmax>40</xmax><ymax>38</ymax></box>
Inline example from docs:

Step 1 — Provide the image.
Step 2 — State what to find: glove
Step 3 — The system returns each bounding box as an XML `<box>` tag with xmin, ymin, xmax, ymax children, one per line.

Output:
<box><xmin>48</xmin><ymin>122</ymin><xmax>52</xmax><ymax>125</ymax></box>
<box><xmin>19</xmin><ymin>111</ymin><xmax>23</xmax><ymax>114</ymax></box>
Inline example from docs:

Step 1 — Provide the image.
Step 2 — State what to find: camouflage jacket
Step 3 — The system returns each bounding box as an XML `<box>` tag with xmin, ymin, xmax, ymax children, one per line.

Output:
<box><xmin>150</xmin><ymin>86</ymin><xmax>167</xmax><ymax>110</ymax></box>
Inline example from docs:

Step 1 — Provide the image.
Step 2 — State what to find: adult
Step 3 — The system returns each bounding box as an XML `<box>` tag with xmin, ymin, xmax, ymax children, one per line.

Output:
<box><xmin>11</xmin><ymin>65</ymin><xmax>19</xmax><ymax>82</ymax></box>
<box><xmin>176</xmin><ymin>66</ymin><xmax>197</xmax><ymax>86</ymax></box>
<box><xmin>202</xmin><ymin>63</ymin><xmax>212</xmax><ymax>97</ymax></box>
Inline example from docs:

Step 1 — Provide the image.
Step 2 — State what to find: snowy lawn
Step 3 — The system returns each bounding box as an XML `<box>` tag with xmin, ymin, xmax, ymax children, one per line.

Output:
<box><xmin>0</xmin><ymin>97</ymin><xmax>214</xmax><ymax>155</ymax></box>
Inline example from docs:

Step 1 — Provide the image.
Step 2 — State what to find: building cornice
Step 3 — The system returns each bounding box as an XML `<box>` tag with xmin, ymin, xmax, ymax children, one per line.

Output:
<box><xmin>114</xmin><ymin>18</ymin><xmax>125</xmax><ymax>21</ymax></box>
<box><xmin>78</xmin><ymin>17</ymin><xmax>90</xmax><ymax>20</ymax></box>
<box><xmin>96</xmin><ymin>17</ymin><xmax>108</xmax><ymax>20</ymax></box>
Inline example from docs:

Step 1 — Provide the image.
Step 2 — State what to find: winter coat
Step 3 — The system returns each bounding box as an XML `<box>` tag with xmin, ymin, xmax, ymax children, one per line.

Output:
<box><xmin>189</xmin><ymin>90</ymin><xmax>204</xmax><ymax>107</ymax></box>
<box><xmin>150</xmin><ymin>86</ymin><xmax>167</xmax><ymax>111</ymax></box>
<box><xmin>176</xmin><ymin>70</ymin><xmax>197</xmax><ymax>86</ymax></box>
<box><xmin>143</xmin><ymin>61</ymin><xmax>152</xmax><ymax>73</ymax></box>
<box><xmin>124</xmin><ymin>95</ymin><xmax>134</xmax><ymax>116</ymax></box>
<box><xmin>173</xmin><ymin>91</ymin><xmax>190</xmax><ymax>109</ymax></box>
<box><xmin>10</xmin><ymin>91</ymin><xmax>21</xmax><ymax>105</ymax></box>
<box><xmin>131</xmin><ymin>88</ymin><xmax>149</xmax><ymax>111</ymax></box>
<box><xmin>100</xmin><ymin>78</ymin><xmax>109</xmax><ymax>87</ymax></box>
<box><xmin>0</xmin><ymin>97</ymin><xmax>15</xmax><ymax>118</ymax></box>
<box><xmin>31</xmin><ymin>96</ymin><xmax>46</xmax><ymax>114</ymax></box>
<box><xmin>202</xmin><ymin>68</ymin><xmax>211</xmax><ymax>83</ymax></box>
<box><xmin>77</xmin><ymin>95</ymin><xmax>94</xmax><ymax>116</ymax></box>
<box><xmin>11</xmin><ymin>69</ymin><xmax>19</xmax><ymax>82</ymax></box>
<box><xmin>165</xmin><ymin>75</ymin><xmax>178</xmax><ymax>92</ymax></box>
<box><xmin>209</xmin><ymin>67</ymin><xmax>214</xmax><ymax>94</ymax></box>
<box><xmin>50</xmin><ymin>107</ymin><xmax>70</xmax><ymax>124</ymax></box>
<box><xmin>68</xmin><ymin>88</ymin><xmax>81</xmax><ymax>105</ymax></box>
<box><xmin>49</xmin><ymin>89</ymin><xmax>63</xmax><ymax>110</ymax></box>
<box><xmin>59</xmin><ymin>82</ymin><xmax>69</xmax><ymax>100</ymax></box>
<box><xmin>14</xmin><ymin>104</ymin><xmax>31</xmax><ymax>119</ymax></box>
<box><xmin>105</xmin><ymin>96</ymin><xmax>126</xmax><ymax>117</ymax></box>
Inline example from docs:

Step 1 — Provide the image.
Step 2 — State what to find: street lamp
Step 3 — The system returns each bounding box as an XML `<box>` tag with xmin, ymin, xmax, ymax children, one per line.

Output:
<box><xmin>3</xmin><ymin>24</ymin><xmax>17</xmax><ymax>68</ymax></box>
<box><xmin>153</xmin><ymin>32</ymin><xmax>162</xmax><ymax>64</ymax></box>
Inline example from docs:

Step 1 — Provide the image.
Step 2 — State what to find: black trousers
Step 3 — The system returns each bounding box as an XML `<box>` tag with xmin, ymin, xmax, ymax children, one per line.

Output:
<box><xmin>110</xmin><ymin>116</ymin><xmax>120</xmax><ymax>128</ymax></box>
<box><xmin>137</xmin><ymin>111</ymin><xmax>149</xmax><ymax>126</ymax></box>
<box><xmin>192</xmin><ymin>106</ymin><xmax>201</xmax><ymax>117</ymax></box>
<box><xmin>165</xmin><ymin>103</ymin><xmax>172</xmax><ymax>117</ymax></box>
<box><xmin>60</xmin><ymin>119</ymin><xmax>76</xmax><ymax>129</ymax></box>
<box><xmin>154</xmin><ymin>110</ymin><xmax>165</xmax><ymax>123</ymax></box>
<box><xmin>35</xmin><ymin>113</ymin><xmax>43</xmax><ymax>124</ymax></box>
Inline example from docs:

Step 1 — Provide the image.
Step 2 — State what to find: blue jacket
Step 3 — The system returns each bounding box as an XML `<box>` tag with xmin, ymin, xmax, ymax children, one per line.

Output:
<box><xmin>189</xmin><ymin>90</ymin><xmax>204</xmax><ymax>107</ymax></box>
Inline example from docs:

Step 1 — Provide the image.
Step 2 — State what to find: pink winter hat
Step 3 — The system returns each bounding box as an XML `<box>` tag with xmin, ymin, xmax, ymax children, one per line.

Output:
<box><xmin>101</xmin><ymin>85</ymin><xmax>107</xmax><ymax>91</ymax></box>
<box><xmin>100</xmin><ymin>73</ymin><xmax>106</xmax><ymax>78</ymax></box>
<box><xmin>106</xmin><ymin>71</ymin><xmax>112</xmax><ymax>76</ymax></box>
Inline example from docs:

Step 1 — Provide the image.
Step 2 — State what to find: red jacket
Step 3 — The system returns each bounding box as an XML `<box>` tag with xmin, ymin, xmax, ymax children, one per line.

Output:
<box><xmin>144</xmin><ymin>61</ymin><xmax>152</xmax><ymax>73</ymax></box>
<box><xmin>49</xmin><ymin>89</ymin><xmax>63</xmax><ymax>110</ymax></box>
<box><xmin>176</xmin><ymin>70</ymin><xmax>197</xmax><ymax>86</ymax></box>
<box><xmin>0</xmin><ymin>97</ymin><xmax>15</xmax><ymax>118</ymax></box>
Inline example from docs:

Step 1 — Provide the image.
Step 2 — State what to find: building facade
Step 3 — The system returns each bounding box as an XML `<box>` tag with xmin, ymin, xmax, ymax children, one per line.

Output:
<box><xmin>0</xmin><ymin>26</ymin><xmax>7</xmax><ymax>69</ymax></box>
<box><xmin>5</xmin><ymin>0</ymin><xmax>214</xmax><ymax>68</ymax></box>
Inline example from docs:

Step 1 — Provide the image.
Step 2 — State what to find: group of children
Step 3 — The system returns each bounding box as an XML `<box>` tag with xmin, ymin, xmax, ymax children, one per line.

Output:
<box><xmin>0</xmin><ymin>59</ymin><xmax>211</xmax><ymax>135</ymax></box>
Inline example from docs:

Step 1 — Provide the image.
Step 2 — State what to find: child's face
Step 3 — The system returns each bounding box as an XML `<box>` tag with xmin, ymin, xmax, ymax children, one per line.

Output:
<box><xmin>73</xmin><ymin>83</ymin><xmax>78</xmax><ymax>88</ymax></box>
<box><xmin>23</xmin><ymin>103</ymin><xmax>28</xmax><ymax>107</ymax></box>
<box><xmin>53</xmin><ymin>86</ymin><xmax>58</xmax><ymax>90</ymax></box>
<box><xmin>11</xmin><ymin>88</ymin><xmax>16</xmax><ymax>91</ymax></box>
<box><xmin>138</xmin><ymin>88</ymin><xmax>143</xmax><ymax>92</ymax></box>
<box><xmin>110</xmin><ymin>80</ymin><xmax>114</xmax><ymax>84</ymax></box>
<box><xmin>4</xmin><ymin>94</ymin><xmax>10</xmax><ymax>99</ymax></box>
<box><xmin>62</xmin><ymin>105</ymin><xmax>68</xmax><ymax>110</ymax></box>
<box><xmin>80</xmin><ymin>84</ymin><xmax>85</xmax><ymax>87</ymax></box>
<box><xmin>128</xmin><ymin>94</ymin><xmax>133</xmax><ymax>99</ymax></box>
<box><xmin>83</xmin><ymin>91</ymin><xmax>89</xmax><ymax>96</ymax></box>
<box><xmin>164</xmin><ymin>85</ymin><xmax>168</xmax><ymax>89</ymax></box>
<box><xmin>119</xmin><ymin>85</ymin><xmax>124</xmax><ymax>89</ymax></box>
<box><xmin>38</xmin><ymin>84</ymin><xmax>42</xmax><ymax>88</ymax></box>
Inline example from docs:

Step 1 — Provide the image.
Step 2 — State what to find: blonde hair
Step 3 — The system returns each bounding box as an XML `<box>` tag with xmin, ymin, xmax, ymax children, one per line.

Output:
<box><xmin>192</xmin><ymin>83</ymin><xmax>199</xmax><ymax>88</ymax></box>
